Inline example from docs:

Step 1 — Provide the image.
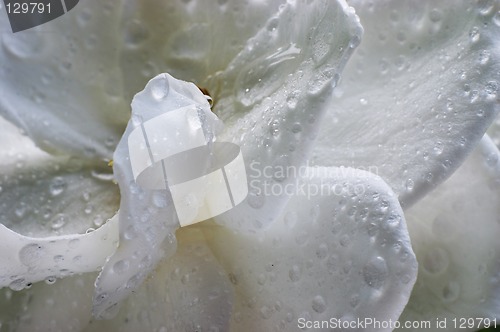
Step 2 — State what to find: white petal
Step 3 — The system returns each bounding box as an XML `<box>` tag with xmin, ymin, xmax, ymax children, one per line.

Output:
<box><xmin>398</xmin><ymin>135</ymin><xmax>500</xmax><ymax>331</ymax></box>
<box><xmin>0</xmin><ymin>215</ymin><xmax>117</xmax><ymax>289</ymax></box>
<box><xmin>116</xmin><ymin>0</ymin><xmax>286</xmax><ymax>101</ymax></box>
<box><xmin>85</xmin><ymin>228</ymin><xmax>233</xmax><ymax>332</ymax></box>
<box><xmin>312</xmin><ymin>0</ymin><xmax>500</xmax><ymax>208</ymax></box>
<box><xmin>0</xmin><ymin>273</ymin><xmax>96</xmax><ymax>332</ymax></box>
<box><xmin>213</xmin><ymin>0</ymin><xmax>363</xmax><ymax>232</ymax></box>
<box><xmin>92</xmin><ymin>73</ymin><xmax>221</xmax><ymax>318</ymax></box>
<box><xmin>0</xmin><ymin>157</ymin><xmax>119</xmax><ymax>238</ymax></box>
<box><xmin>204</xmin><ymin>167</ymin><xmax>417</xmax><ymax>331</ymax></box>
<box><xmin>0</xmin><ymin>117</ymin><xmax>120</xmax><ymax>289</ymax></box>
<box><xmin>0</xmin><ymin>0</ymin><xmax>129</xmax><ymax>159</ymax></box>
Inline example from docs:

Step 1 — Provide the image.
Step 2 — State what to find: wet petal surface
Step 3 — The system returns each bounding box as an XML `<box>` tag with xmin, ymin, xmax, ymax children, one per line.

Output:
<box><xmin>86</xmin><ymin>228</ymin><xmax>233</xmax><ymax>332</ymax></box>
<box><xmin>398</xmin><ymin>135</ymin><xmax>500</xmax><ymax>331</ymax></box>
<box><xmin>205</xmin><ymin>167</ymin><xmax>417</xmax><ymax>331</ymax></box>
<box><xmin>0</xmin><ymin>0</ymin><xmax>129</xmax><ymax>160</ymax></box>
<box><xmin>312</xmin><ymin>0</ymin><xmax>500</xmax><ymax>208</ymax></box>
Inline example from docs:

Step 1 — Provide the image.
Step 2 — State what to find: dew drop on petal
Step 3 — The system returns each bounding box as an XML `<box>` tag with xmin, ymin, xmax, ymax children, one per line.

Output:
<box><xmin>123</xmin><ymin>20</ymin><xmax>150</xmax><ymax>47</ymax></box>
<box><xmin>150</xmin><ymin>77</ymin><xmax>169</xmax><ymax>100</ymax></box>
<box><xmin>44</xmin><ymin>276</ymin><xmax>57</xmax><ymax>285</ymax></box>
<box><xmin>51</xmin><ymin>214</ymin><xmax>67</xmax><ymax>230</ymax></box>
<box><xmin>289</xmin><ymin>265</ymin><xmax>301</xmax><ymax>282</ymax></box>
<box><xmin>311</xmin><ymin>295</ymin><xmax>326</xmax><ymax>313</ymax></box>
<box><xmin>363</xmin><ymin>256</ymin><xmax>388</xmax><ymax>289</ymax></box>
<box><xmin>429</xmin><ymin>8</ymin><xmax>443</xmax><ymax>22</ymax></box>
<box><xmin>422</xmin><ymin>247</ymin><xmax>449</xmax><ymax>274</ymax></box>
<box><xmin>493</xmin><ymin>10</ymin><xmax>500</xmax><ymax>26</ymax></box>
<box><xmin>9</xmin><ymin>278</ymin><xmax>27</xmax><ymax>291</ymax></box>
<box><xmin>113</xmin><ymin>260</ymin><xmax>130</xmax><ymax>274</ymax></box>
<box><xmin>49</xmin><ymin>177</ymin><xmax>67</xmax><ymax>197</ymax></box>
<box><xmin>247</xmin><ymin>193</ymin><xmax>265</xmax><ymax>209</ymax></box>
<box><xmin>469</xmin><ymin>26</ymin><xmax>480</xmax><ymax>43</ymax></box>
<box><xmin>441</xmin><ymin>281</ymin><xmax>460</xmax><ymax>302</ymax></box>
<box><xmin>19</xmin><ymin>243</ymin><xmax>45</xmax><ymax>267</ymax></box>
<box><xmin>405</xmin><ymin>178</ymin><xmax>415</xmax><ymax>192</ymax></box>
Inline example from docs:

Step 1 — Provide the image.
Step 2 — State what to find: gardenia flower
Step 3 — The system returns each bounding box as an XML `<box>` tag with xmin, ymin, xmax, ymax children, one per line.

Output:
<box><xmin>0</xmin><ymin>1</ymin><xmax>499</xmax><ymax>332</ymax></box>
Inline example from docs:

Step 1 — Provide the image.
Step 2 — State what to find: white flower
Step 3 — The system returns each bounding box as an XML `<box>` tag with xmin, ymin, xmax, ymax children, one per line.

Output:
<box><xmin>0</xmin><ymin>1</ymin><xmax>499</xmax><ymax>332</ymax></box>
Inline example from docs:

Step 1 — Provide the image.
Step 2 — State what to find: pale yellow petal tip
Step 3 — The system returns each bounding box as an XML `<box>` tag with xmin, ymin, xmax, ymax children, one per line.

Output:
<box><xmin>108</xmin><ymin>160</ymin><xmax>113</xmax><ymax>167</ymax></box>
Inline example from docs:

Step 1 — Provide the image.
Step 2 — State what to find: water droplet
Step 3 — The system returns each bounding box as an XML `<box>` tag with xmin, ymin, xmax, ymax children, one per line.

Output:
<box><xmin>316</xmin><ymin>243</ymin><xmax>328</xmax><ymax>259</ymax></box>
<box><xmin>339</xmin><ymin>234</ymin><xmax>350</xmax><ymax>247</ymax></box>
<box><xmin>349</xmin><ymin>35</ymin><xmax>361</xmax><ymax>48</ymax></box>
<box><xmin>44</xmin><ymin>276</ymin><xmax>57</xmax><ymax>285</ymax></box>
<box><xmin>84</xmin><ymin>204</ymin><xmax>93</xmax><ymax>215</ymax></box>
<box><xmin>49</xmin><ymin>177</ymin><xmax>66</xmax><ymax>197</ymax></box>
<box><xmin>124</xmin><ymin>20</ymin><xmax>150</xmax><ymax>47</ymax></box>
<box><xmin>260</xmin><ymin>305</ymin><xmax>273</xmax><ymax>319</ymax></box>
<box><xmin>363</xmin><ymin>256</ymin><xmax>388</xmax><ymax>289</ymax></box>
<box><xmin>9</xmin><ymin>278</ymin><xmax>27</xmax><ymax>291</ymax></box>
<box><xmin>95</xmin><ymin>292</ymin><xmax>108</xmax><ymax>306</ymax></box>
<box><xmin>269</xmin><ymin>119</ymin><xmax>280</xmax><ymax>137</ymax></box>
<box><xmin>291</xmin><ymin>122</ymin><xmax>302</xmax><ymax>134</ymax></box>
<box><xmin>124</xmin><ymin>225</ymin><xmax>138</xmax><ymax>240</ymax></box>
<box><xmin>286</xmin><ymin>94</ymin><xmax>299</xmax><ymax>109</ymax></box>
<box><xmin>19</xmin><ymin>243</ymin><xmax>45</xmax><ymax>267</ymax></box>
<box><xmin>77</xmin><ymin>10</ymin><xmax>91</xmax><ymax>27</ymax></box>
<box><xmin>53</xmin><ymin>255</ymin><xmax>64</xmax><ymax>263</ymax></box>
<box><xmin>150</xmin><ymin>76</ymin><xmax>169</xmax><ymax>100</ymax></box>
<box><xmin>423</xmin><ymin>247</ymin><xmax>449</xmax><ymax>274</ymax></box>
<box><xmin>469</xmin><ymin>26</ymin><xmax>480</xmax><ymax>43</ymax></box>
<box><xmin>433</xmin><ymin>141</ymin><xmax>444</xmax><ymax>155</ymax></box>
<box><xmin>289</xmin><ymin>265</ymin><xmax>301</xmax><ymax>282</ymax></box>
<box><xmin>93</xmin><ymin>215</ymin><xmax>104</xmax><ymax>227</ymax></box>
<box><xmin>441</xmin><ymin>281</ymin><xmax>460</xmax><ymax>302</ymax></box>
<box><xmin>311</xmin><ymin>295</ymin><xmax>326</xmax><ymax>313</ymax></box>
<box><xmin>153</xmin><ymin>192</ymin><xmax>167</xmax><ymax>208</ymax></box>
<box><xmin>429</xmin><ymin>8</ymin><xmax>443</xmax><ymax>22</ymax></box>
<box><xmin>485</xmin><ymin>80</ymin><xmax>498</xmax><ymax>96</ymax></box>
<box><xmin>477</xmin><ymin>0</ymin><xmax>494</xmax><ymax>15</ymax></box>
<box><xmin>51</xmin><ymin>214</ymin><xmax>66</xmax><ymax>230</ymax></box>
<box><xmin>405</xmin><ymin>179</ymin><xmax>415</xmax><ymax>191</ymax></box>
<box><xmin>113</xmin><ymin>260</ymin><xmax>130</xmax><ymax>274</ymax></box>
<box><xmin>247</xmin><ymin>193</ymin><xmax>265</xmax><ymax>209</ymax></box>
<box><xmin>257</xmin><ymin>273</ymin><xmax>266</xmax><ymax>285</ymax></box>
<box><xmin>479</xmin><ymin>50</ymin><xmax>491</xmax><ymax>65</ymax></box>
<box><xmin>359</xmin><ymin>98</ymin><xmax>368</xmax><ymax>105</ymax></box>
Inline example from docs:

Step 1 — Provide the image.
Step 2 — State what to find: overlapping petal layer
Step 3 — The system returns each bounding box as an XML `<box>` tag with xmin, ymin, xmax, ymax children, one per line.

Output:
<box><xmin>204</xmin><ymin>167</ymin><xmax>417</xmax><ymax>331</ymax></box>
<box><xmin>0</xmin><ymin>0</ymin><xmax>129</xmax><ymax>160</ymax></box>
<box><xmin>212</xmin><ymin>0</ymin><xmax>363</xmax><ymax>232</ymax></box>
<box><xmin>87</xmin><ymin>229</ymin><xmax>233</xmax><ymax>331</ymax></box>
<box><xmin>397</xmin><ymin>135</ymin><xmax>500</xmax><ymax>331</ymax></box>
<box><xmin>312</xmin><ymin>0</ymin><xmax>500</xmax><ymax>208</ymax></box>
